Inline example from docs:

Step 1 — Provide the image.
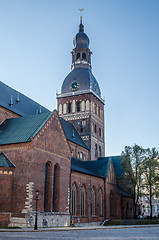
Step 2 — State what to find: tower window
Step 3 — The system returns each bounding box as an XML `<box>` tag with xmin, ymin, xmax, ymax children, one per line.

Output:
<box><xmin>82</xmin><ymin>53</ymin><xmax>86</xmax><ymax>60</ymax></box>
<box><xmin>77</xmin><ymin>53</ymin><xmax>80</xmax><ymax>60</ymax></box>
<box><xmin>98</xmin><ymin>107</ymin><xmax>100</xmax><ymax>118</ymax></box>
<box><xmin>99</xmin><ymin>146</ymin><xmax>102</xmax><ymax>157</ymax></box>
<box><xmin>94</xmin><ymin>124</ymin><xmax>97</xmax><ymax>133</ymax></box>
<box><xmin>95</xmin><ymin>144</ymin><xmax>98</xmax><ymax>158</ymax></box>
<box><xmin>95</xmin><ymin>104</ymin><xmax>97</xmax><ymax>115</ymax></box>
<box><xmin>77</xmin><ymin>102</ymin><xmax>80</xmax><ymax>112</ymax></box>
<box><xmin>99</xmin><ymin>128</ymin><xmax>101</xmax><ymax>137</ymax></box>
<box><xmin>68</xmin><ymin>103</ymin><xmax>72</xmax><ymax>113</ymax></box>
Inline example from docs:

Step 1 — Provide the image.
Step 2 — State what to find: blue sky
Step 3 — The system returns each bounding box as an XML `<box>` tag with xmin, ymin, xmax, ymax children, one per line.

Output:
<box><xmin>0</xmin><ymin>0</ymin><xmax>159</xmax><ymax>156</ymax></box>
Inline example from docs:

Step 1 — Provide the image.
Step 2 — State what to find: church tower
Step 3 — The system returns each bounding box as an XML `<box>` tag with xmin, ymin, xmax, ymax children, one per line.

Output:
<box><xmin>57</xmin><ymin>17</ymin><xmax>105</xmax><ymax>160</ymax></box>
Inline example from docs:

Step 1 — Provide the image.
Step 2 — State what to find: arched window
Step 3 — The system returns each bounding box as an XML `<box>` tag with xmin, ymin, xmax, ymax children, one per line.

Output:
<box><xmin>77</xmin><ymin>102</ymin><xmax>80</xmax><ymax>112</ymax></box>
<box><xmin>71</xmin><ymin>183</ymin><xmax>76</xmax><ymax>216</ymax></box>
<box><xmin>95</xmin><ymin>144</ymin><xmax>98</xmax><ymax>158</ymax></box>
<box><xmin>95</xmin><ymin>104</ymin><xmax>97</xmax><ymax>115</ymax></box>
<box><xmin>98</xmin><ymin>106</ymin><xmax>100</xmax><ymax>118</ymax></box>
<box><xmin>53</xmin><ymin>164</ymin><xmax>60</xmax><ymax>212</ymax></box>
<box><xmin>82</xmin><ymin>53</ymin><xmax>86</xmax><ymax>60</ymax></box>
<box><xmin>94</xmin><ymin>124</ymin><xmax>97</xmax><ymax>133</ymax></box>
<box><xmin>76</xmin><ymin>53</ymin><xmax>80</xmax><ymax>60</ymax></box>
<box><xmin>99</xmin><ymin>189</ymin><xmax>102</xmax><ymax>216</ymax></box>
<box><xmin>80</xmin><ymin>152</ymin><xmax>83</xmax><ymax>159</ymax></box>
<box><xmin>68</xmin><ymin>103</ymin><xmax>72</xmax><ymax>113</ymax></box>
<box><xmin>81</xmin><ymin>186</ymin><xmax>85</xmax><ymax>216</ymax></box>
<box><xmin>99</xmin><ymin>128</ymin><xmax>101</xmax><ymax>137</ymax></box>
<box><xmin>44</xmin><ymin>162</ymin><xmax>52</xmax><ymax>212</ymax></box>
<box><xmin>80</xmin><ymin>125</ymin><xmax>83</xmax><ymax>133</ymax></box>
<box><xmin>110</xmin><ymin>191</ymin><xmax>113</xmax><ymax>216</ymax></box>
<box><xmin>91</xmin><ymin>188</ymin><xmax>95</xmax><ymax>215</ymax></box>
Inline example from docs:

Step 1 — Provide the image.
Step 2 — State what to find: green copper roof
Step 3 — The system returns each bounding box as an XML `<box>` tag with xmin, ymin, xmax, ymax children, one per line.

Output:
<box><xmin>0</xmin><ymin>112</ymin><xmax>53</xmax><ymax>145</ymax></box>
<box><xmin>60</xmin><ymin>117</ymin><xmax>89</xmax><ymax>150</ymax></box>
<box><xmin>0</xmin><ymin>152</ymin><xmax>15</xmax><ymax>168</ymax></box>
<box><xmin>71</xmin><ymin>156</ymin><xmax>123</xmax><ymax>179</ymax></box>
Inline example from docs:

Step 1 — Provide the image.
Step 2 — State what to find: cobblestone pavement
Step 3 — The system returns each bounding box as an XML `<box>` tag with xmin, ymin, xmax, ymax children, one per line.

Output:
<box><xmin>0</xmin><ymin>226</ymin><xmax>159</xmax><ymax>240</ymax></box>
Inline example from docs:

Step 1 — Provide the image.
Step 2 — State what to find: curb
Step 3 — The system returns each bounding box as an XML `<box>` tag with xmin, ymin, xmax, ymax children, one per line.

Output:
<box><xmin>0</xmin><ymin>224</ymin><xmax>159</xmax><ymax>232</ymax></box>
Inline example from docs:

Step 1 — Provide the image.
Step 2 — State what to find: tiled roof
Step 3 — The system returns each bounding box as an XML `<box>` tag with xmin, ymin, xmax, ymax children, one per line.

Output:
<box><xmin>98</xmin><ymin>156</ymin><xmax>124</xmax><ymax>178</ymax></box>
<box><xmin>0</xmin><ymin>152</ymin><xmax>15</xmax><ymax>168</ymax></box>
<box><xmin>71</xmin><ymin>157</ymin><xmax>111</xmax><ymax>178</ymax></box>
<box><xmin>71</xmin><ymin>156</ymin><xmax>124</xmax><ymax>179</ymax></box>
<box><xmin>60</xmin><ymin>117</ymin><xmax>89</xmax><ymax>150</ymax></box>
<box><xmin>0</xmin><ymin>81</ymin><xmax>50</xmax><ymax>116</ymax></box>
<box><xmin>0</xmin><ymin>112</ymin><xmax>53</xmax><ymax>145</ymax></box>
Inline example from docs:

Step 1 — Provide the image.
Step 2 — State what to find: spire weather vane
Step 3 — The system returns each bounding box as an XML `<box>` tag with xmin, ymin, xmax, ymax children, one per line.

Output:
<box><xmin>79</xmin><ymin>8</ymin><xmax>84</xmax><ymax>19</ymax></box>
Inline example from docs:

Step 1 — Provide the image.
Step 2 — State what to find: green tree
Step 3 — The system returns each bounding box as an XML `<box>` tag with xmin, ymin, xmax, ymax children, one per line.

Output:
<box><xmin>142</xmin><ymin>147</ymin><xmax>159</xmax><ymax>219</ymax></box>
<box><xmin>121</xmin><ymin>144</ymin><xmax>145</xmax><ymax>218</ymax></box>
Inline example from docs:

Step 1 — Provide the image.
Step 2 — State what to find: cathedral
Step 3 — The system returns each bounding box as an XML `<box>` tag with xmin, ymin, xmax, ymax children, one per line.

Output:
<box><xmin>0</xmin><ymin>18</ymin><xmax>133</xmax><ymax>227</ymax></box>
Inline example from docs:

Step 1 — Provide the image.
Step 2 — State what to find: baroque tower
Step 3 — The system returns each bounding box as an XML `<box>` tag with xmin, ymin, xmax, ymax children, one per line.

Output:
<box><xmin>57</xmin><ymin>17</ymin><xmax>105</xmax><ymax>160</ymax></box>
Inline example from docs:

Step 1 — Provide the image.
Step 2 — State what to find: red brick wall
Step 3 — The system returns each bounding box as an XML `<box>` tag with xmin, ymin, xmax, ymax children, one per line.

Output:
<box><xmin>71</xmin><ymin>171</ymin><xmax>105</xmax><ymax>223</ymax></box>
<box><xmin>0</xmin><ymin>111</ymin><xmax>71</xmax><ymax>214</ymax></box>
<box><xmin>0</xmin><ymin>168</ymin><xmax>14</xmax><ymax>212</ymax></box>
<box><xmin>69</xmin><ymin>141</ymin><xmax>89</xmax><ymax>161</ymax></box>
<box><xmin>0</xmin><ymin>106</ymin><xmax>20</xmax><ymax>124</ymax></box>
<box><xmin>0</xmin><ymin>213</ymin><xmax>10</xmax><ymax>227</ymax></box>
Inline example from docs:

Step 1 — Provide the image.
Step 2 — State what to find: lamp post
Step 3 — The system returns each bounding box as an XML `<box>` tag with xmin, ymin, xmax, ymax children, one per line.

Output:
<box><xmin>34</xmin><ymin>189</ymin><xmax>39</xmax><ymax>230</ymax></box>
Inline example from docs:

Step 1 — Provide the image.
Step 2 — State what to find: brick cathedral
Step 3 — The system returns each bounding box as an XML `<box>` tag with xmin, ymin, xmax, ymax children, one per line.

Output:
<box><xmin>0</xmin><ymin>18</ymin><xmax>133</xmax><ymax>227</ymax></box>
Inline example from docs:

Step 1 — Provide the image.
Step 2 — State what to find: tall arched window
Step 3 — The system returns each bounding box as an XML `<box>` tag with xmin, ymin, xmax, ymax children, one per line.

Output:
<box><xmin>76</xmin><ymin>53</ymin><xmax>80</xmax><ymax>60</ymax></box>
<box><xmin>53</xmin><ymin>164</ymin><xmax>60</xmax><ymax>212</ymax></box>
<box><xmin>44</xmin><ymin>162</ymin><xmax>52</xmax><ymax>212</ymax></box>
<box><xmin>91</xmin><ymin>188</ymin><xmax>95</xmax><ymax>216</ymax></box>
<box><xmin>77</xmin><ymin>102</ymin><xmax>80</xmax><ymax>112</ymax></box>
<box><xmin>99</xmin><ymin>189</ymin><xmax>102</xmax><ymax>216</ymax></box>
<box><xmin>71</xmin><ymin>183</ymin><xmax>76</xmax><ymax>216</ymax></box>
<box><xmin>81</xmin><ymin>186</ymin><xmax>85</xmax><ymax>216</ymax></box>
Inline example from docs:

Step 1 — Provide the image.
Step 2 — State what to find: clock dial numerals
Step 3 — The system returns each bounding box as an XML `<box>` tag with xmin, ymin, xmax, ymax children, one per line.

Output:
<box><xmin>70</xmin><ymin>80</ymin><xmax>79</xmax><ymax>91</ymax></box>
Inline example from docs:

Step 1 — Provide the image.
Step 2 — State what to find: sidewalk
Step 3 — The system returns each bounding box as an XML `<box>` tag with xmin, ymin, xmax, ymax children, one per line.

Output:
<box><xmin>0</xmin><ymin>224</ymin><xmax>159</xmax><ymax>232</ymax></box>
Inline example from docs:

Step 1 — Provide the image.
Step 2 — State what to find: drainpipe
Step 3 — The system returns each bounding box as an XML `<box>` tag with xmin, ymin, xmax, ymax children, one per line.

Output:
<box><xmin>104</xmin><ymin>178</ymin><xmax>106</xmax><ymax>219</ymax></box>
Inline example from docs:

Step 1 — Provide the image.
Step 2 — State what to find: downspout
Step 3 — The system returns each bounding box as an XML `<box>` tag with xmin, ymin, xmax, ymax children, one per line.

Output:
<box><xmin>101</xmin><ymin>177</ymin><xmax>107</xmax><ymax>226</ymax></box>
<box><xmin>104</xmin><ymin>178</ymin><xmax>106</xmax><ymax>219</ymax></box>
<box><xmin>69</xmin><ymin>168</ymin><xmax>72</xmax><ymax>226</ymax></box>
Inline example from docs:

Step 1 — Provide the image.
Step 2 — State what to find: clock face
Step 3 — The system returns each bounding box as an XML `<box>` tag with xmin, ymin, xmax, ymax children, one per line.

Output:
<box><xmin>70</xmin><ymin>80</ymin><xmax>79</xmax><ymax>91</ymax></box>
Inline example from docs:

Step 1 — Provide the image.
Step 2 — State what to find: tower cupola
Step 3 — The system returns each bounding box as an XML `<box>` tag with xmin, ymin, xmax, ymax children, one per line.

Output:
<box><xmin>71</xmin><ymin>17</ymin><xmax>92</xmax><ymax>71</ymax></box>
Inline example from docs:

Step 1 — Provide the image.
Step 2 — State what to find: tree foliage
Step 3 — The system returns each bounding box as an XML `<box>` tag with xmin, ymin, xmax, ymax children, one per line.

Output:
<box><xmin>121</xmin><ymin>144</ymin><xmax>159</xmax><ymax>219</ymax></box>
<box><xmin>142</xmin><ymin>147</ymin><xmax>159</xmax><ymax>219</ymax></box>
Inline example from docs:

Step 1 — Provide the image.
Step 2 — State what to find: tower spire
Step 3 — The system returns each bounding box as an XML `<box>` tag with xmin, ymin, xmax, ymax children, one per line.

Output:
<box><xmin>79</xmin><ymin>8</ymin><xmax>84</xmax><ymax>32</ymax></box>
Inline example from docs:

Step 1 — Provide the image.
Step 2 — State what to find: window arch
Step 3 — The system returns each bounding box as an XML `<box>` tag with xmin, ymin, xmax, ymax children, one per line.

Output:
<box><xmin>99</xmin><ymin>188</ymin><xmax>102</xmax><ymax>216</ymax></box>
<box><xmin>81</xmin><ymin>186</ymin><xmax>85</xmax><ymax>216</ymax></box>
<box><xmin>91</xmin><ymin>188</ymin><xmax>95</xmax><ymax>215</ymax></box>
<box><xmin>44</xmin><ymin>162</ymin><xmax>52</xmax><ymax>212</ymax></box>
<box><xmin>53</xmin><ymin>164</ymin><xmax>60</xmax><ymax>212</ymax></box>
<box><xmin>71</xmin><ymin>183</ymin><xmax>77</xmax><ymax>216</ymax></box>
<box><xmin>76</xmin><ymin>53</ymin><xmax>80</xmax><ymax>60</ymax></box>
